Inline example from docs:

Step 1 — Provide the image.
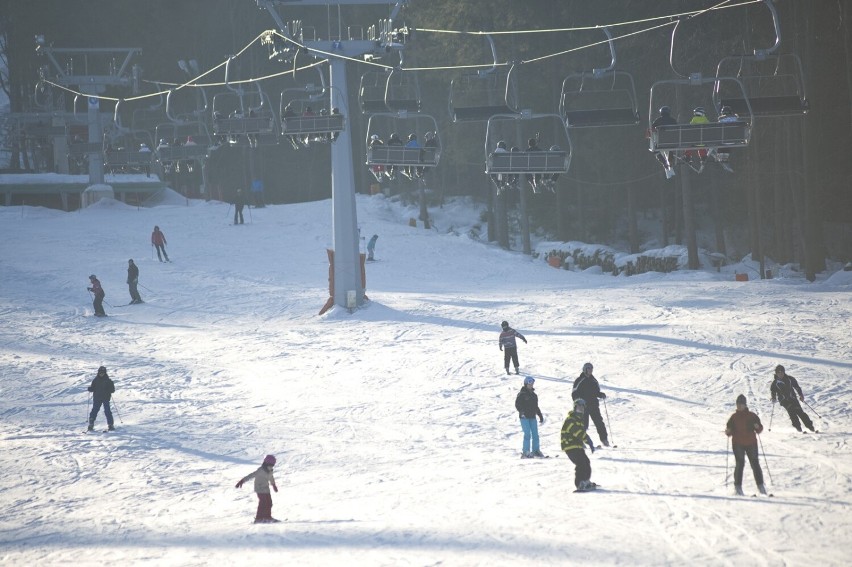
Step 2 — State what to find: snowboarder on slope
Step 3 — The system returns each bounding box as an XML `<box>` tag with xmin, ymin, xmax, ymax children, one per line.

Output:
<box><xmin>725</xmin><ymin>394</ymin><xmax>766</xmax><ymax>496</ymax></box>
<box><xmin>515</xmin><ymin>376</ymin><xmax>545</xmax><ymax>458</ymax></box>
<box><xmin>561</xmin><ymin>398</ymin><xmax>596</xmax><ymax>491</ymax></box>
<box><xmin>571</xmin><ymin>362</ymin><xmax>610</xmax><ymax>447</ymax></box>
<box><xmin>499</xmin><ymin>320</ymin><xmax>527</xmax><ymax>375</ymax></box>
<box><xmin>770</xmin><ymin>365</ymin><xmax>816</xmax><ymax>433</ymax></box>
<box><xmin>87</xmin><ymin>366</ymin><xmax>115</xmax><ymax>431</ymax></box>
<box><xmin>236</xmin><ymin>454</ymin><xmax>279</xmax><ymax>523</ymax></box>
<box><xmin>87</xmin><ymin>274</ymin><xmax>106</xmax><ymax>317</ymax></box>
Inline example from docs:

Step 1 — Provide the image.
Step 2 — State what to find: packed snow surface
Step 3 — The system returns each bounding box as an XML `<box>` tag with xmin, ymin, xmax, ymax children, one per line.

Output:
<box><xmin>1</xmin><ymin>192</ymin><xmax>850</xmax><ymax>566</ymax></box>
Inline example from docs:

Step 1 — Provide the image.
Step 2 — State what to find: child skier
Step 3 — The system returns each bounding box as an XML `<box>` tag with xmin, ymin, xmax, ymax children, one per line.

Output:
<box><xmin>725</xmin><ymin>394</ymin><xmax>767</xmax><ymax>496</ymax></box>
<box><xmin>561</xmin><ymin>398</ymin><xmax>597</xmax><ymax>491</ymax></box>
<box><xmin>87</xmin><ymin>365</ymin><xmax>115</xmax><ymax>431</ymax></box>
<box><xmin>499</xmin><ymin>320</ymin><xmax>528</xmax><ymax>375</ymax></box>
<box><xmin>515</xmin><ymin>376</ymin><xmax>545</xmax><ymax>458</ymax></box>
<box><xmin>236</xmin><ymin>454</ymin><xmax>280</xmax><ymax>523</ymax></box>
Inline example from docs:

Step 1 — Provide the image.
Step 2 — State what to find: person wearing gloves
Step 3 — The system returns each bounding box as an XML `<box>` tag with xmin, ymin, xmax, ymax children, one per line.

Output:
<box><xmin>561</xmin><ymin>398</ymin><xmax>597</xmax><ymax>491</ymax></box>
<box><xmin>770</xmin><ymin>365</ymin><xmax>816</xmax><ymax>433</ymax></box>
<box><xmin>87</xmin><ymin>274</ymin><xmax>106</xmax><ymax>317</ymax></box>
<box><xmin>126</xmin><ymin>259</ymin><xmax>143</xmax><ymax>304</ymax></box>
<box><xmin>515</xmin><ymin>376</ymin><xmax>545</xmax><ymax>458</ymax></box>
<box><xmin>571</xmin><ymin>362</ymin><xmax>609</xmax><ymax>447</ymax></box>
<box><xmin>499</xmin><ymin>320</ymin><xmax>528</xmax><ymax>375</ymax></box>
<box><xmin>236</xmin><ymin>454</ymin><xmax>280</xmax><ymax>523</ymax></box>
<box><xmin>87</xmin><ymin>366</ymin><xmax>115</xmax><ymax>431</ymax></box>
<box><xmin>725</xmin><ymin>394</ymin><xmax>767</xmax><ymax>496</ymax></box>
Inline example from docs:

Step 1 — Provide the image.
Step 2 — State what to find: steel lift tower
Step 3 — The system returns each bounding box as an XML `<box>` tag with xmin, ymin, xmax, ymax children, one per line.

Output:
<box><xmin>36</xmin><ymin>36</ymin><xmax>141</xmax><ymax>186</ymax></box>
<box><xmin>258</xmin><ymin>0</ymin><xmax>407</xmax><ymax>312</ymax></box>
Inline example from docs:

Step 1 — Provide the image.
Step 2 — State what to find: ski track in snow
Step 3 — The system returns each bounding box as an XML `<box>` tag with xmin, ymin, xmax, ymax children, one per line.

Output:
<box><xmin>0</xmin><ymin>193</ymin><xmax>851</xmax><ymax>566</ymax></box>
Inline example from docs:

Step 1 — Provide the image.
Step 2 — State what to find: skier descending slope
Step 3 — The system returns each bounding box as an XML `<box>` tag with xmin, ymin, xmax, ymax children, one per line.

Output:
<box><xmin>87</xmin><ymin>366</ymin><xmax>115</xmax><ymax>431</ymax></box>
<box><xmin>561</xmin><ymin>399</ymin><xmax>597</xmax><ymax>492</ymax></box>
<box><xmin>236</xmin><ymin>455</ymin><xmax>280</xmax><ymax>523</ymax></box>
<box><xmin>725</xmin><ymin>394</ymin><xmax>767</xmax><ymax>496</ymax></box>
<box><xmin>770</xmin><ymin>365</ymin><xmax>817</xmax><ymax>433</ymax></box>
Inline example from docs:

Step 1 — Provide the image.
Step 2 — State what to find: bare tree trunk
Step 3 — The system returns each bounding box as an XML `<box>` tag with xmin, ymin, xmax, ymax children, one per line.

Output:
<box><xmin>627</xmin><ymin>185</ymin><xmax>638</xmax><ymax>253</ymax></box>
<box><xmin>681</xmin><ymin>165</ymin><xmax>699</xmax><ymax>269</ymax></box>
<box><xmin>660</xmin><ymin>182</ymin><xmax>670</xmax><ymax>247</ymax></box>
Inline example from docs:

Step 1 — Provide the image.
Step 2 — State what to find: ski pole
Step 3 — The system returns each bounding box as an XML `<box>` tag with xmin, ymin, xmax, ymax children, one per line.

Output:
<box><xmin>802</xmin><ymin>399</ymin><xmax>822</xmax><ymax>419</ymax></box>
<box><xmin>151</xmin><ymin>243</ymin><xmax>154</xmax><ymax>260</ymax></box>
<box><xmin>603</xmin><ymin>396</ymin><xmax>614</xmax><ymax>446</ymax></box>
<box><xmin>87</xmin><ymin>392</ymin><xmax>91</xmax><ymax>425</ymax></box>
<box><xmin>111</xmin><ymin>396</ymin><xmax>124</xmax><ymax>424</ymax></box>
<box><xmin>248</xmin><ymin>204</ymin><xmax>253</xmax><ymax>224</ymax></box>
<box><xmin>757</xmin><ymin>433</ymin><xmax>773</xmax><ymax>484</ymax></box>
<box><xmin>768</xmin><ymin>402</ymin><xmax>775</xmax><ymax>431</ymax></box>
<box><xmin>725</xmin><ymin>435</ymin><xmax>729</xmax><ymax>488</ymax></box>
<box><xmin>139</xmin><ymin>283</ymin><xmax>153</xmax><ymax>292</ymax></box>
<box><xmin>226</xmin><ymin>203</ymin><xmax>232</xmax><ymax>218</ymax></box>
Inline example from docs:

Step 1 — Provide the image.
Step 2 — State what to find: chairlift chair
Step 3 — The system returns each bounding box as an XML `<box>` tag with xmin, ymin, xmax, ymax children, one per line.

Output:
<box><xmin>449</xmin><ymin>68</ymin><xmax>519</xmax><ymax>123</ymax></box>
<box><xmin>713</xmin><ymin>0</ymin><xmax>809</xmax><ymax>118</ymax></box>
<box><xmin>484</xmin><ymin>111</ymin><xmax>572</xmax><ymax>175</ymax></box>
<box><xmin>359</xmin><ymin>67</ymin><xmax>421</xmax><ymax>114</ymax></box>
<box><xmin>211</xmin><ymin>86</ymin><xmax>277</xmax><ymax>142</ymax></box>
<box><xmin>365</xmin><ymin>111</ymin><xmax>441</xmax><ymax>180</ymax></box>
<box><xmin>280</xmin><ymin>85</ymin><xmax>345</xmax><ymax>143</ymax></box>
<box><xmin>648</xmin><ymin>76</ymin><xmax>753</xmax><ymax>154</ymax></box>
<box><xmin>714</xmin><ymin>53</ymin><xmax>808</xmax><ymax>117</ymax></box>
<box><xmin>103</xmin><ymin>130</ymin><xmax>156</xmax><ymax>173</ymax></box>
<box><xmin>154</xmin><ymin>121</ymin><xmax>214</xmax><ymax>163</ymax></box>
<box><xmin>559</xmin><ymin>28</ymin><xmax>641</xmax><ymax>128</ymax></box>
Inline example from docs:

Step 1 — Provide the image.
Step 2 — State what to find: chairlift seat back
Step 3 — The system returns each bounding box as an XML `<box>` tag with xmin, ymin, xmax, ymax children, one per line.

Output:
<box><xmin>720</xmin><ymin>96</ymin><xmax>808</xmax><ymax>117</ymax></box>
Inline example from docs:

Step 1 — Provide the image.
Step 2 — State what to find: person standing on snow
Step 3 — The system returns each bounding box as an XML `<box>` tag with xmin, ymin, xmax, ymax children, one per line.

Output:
<box><xmin>499</xmin><ymin>320</ymin><xmax>527</xmax><ymax>375</ymax></box>
<box><xmin>233</xmin><ymin>188</ymin><xmax>246</xmax><ymax>225</ymax></box>
<box><xmin>515</xmin><ymin>376</ymin><xmax>545</xmax><ymax>458</ymax></box>
<box><xmin>571</xmin><ymin>362</ymin><xmax>610</xmax><ymax>447</ymax></box>
<box><xmin>236</xmin><ymin>454</ymin><xmax>279</xmax><ymax>523</ymax></box>
<box><xmin>87</xmin><ymin>366</ymin><xmax>115</xmax><ymax>431</ymax></box>
<box><xmin>367</xmin><ymin>234</ymin><xmax>378</xmax><ymax>261</ymax></box>
<box><xmin>126</xmin><ymin>259</ymin><xmax>143</xmax><ymax>304</ymax></box>
<box><xmin>725</xmin><ymin>394</ymin><xmax>767</xmax><ymax>496</ymax></box>
<box><xmin>87</xmin><ymin>274</ymin><xmax>106</xmax><ymax>317</ymax></box>
<box><xmin>561</xmin><ymin>398</ymin><xmax>596</xmax><ymax>491</ymax></box>
<box><xmin>770</xmin><ymin>365</ymin><xmax>816</xmax><ymax>433</ymax></box>
<box><xmin>151</xmin><ymin>226</ymin><xmax>169</xmax><ymax>262</ymax></box>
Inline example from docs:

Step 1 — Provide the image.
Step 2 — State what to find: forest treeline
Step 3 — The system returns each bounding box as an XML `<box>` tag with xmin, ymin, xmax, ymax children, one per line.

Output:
<box><xmin>1</xmin><ymin>1</ymin><xmax>850</xmax><ymax>273</ymax></box>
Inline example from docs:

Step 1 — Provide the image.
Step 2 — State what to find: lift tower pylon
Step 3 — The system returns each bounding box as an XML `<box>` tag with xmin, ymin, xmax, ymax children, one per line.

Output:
<box><xmin>36</xmin><ymin>38</ymin><xmax>142</xmax><ymax>186</ymax></box>
<box><xmin>259</xmin><ymin>0</ymin><xmax>407</xmax><ymax>312</ymax></box>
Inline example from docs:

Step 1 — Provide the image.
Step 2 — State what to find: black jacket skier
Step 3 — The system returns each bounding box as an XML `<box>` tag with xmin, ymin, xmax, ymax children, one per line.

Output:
<box><xmin>87</xmin><ymin>366</ymin><xmax>116</xmax><ymax>431</ymax></box>
<box><xmin>571</xmin><ymin>362</ymin><xmax>609</xmax><ymax>447</ymax></box>
<box><xmin>770</xmin><ymin>365</ymin><xmax>815</xmax><ymax>433</ymax></box>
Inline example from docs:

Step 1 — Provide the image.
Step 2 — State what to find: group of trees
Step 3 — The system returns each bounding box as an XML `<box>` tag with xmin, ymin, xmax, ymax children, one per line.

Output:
<box><xmin>1</xmin><ymin>1</ymin><xmax>850</xmax><ymax>274</ymax></box>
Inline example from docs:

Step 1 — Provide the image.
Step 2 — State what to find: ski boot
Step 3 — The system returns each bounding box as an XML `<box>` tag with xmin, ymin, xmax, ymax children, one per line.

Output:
<box><xmin>758</xmin><ymin>483</ymin><xmax>767</xmax><ymax>495</ymax></box>
<box><xmin>87</xmin><ymin>422</ymin><xmax>94</xmax><ymax>432</ymax></box>
<box><xmin>734</xmin><ymin>485</ymin><xmax>745</xmax><ymax>496</ymax></box>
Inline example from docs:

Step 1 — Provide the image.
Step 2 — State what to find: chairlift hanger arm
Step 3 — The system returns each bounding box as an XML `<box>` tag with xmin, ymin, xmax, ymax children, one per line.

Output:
<box><xmin>592</xmin><ymin>27</ymin><xmax>615</xmax><ymax>78</ymax></box>
<box><xmin>755</xmin><ymin>0</ymin><xmax>781</xmax><ymax>59</ymax></box>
